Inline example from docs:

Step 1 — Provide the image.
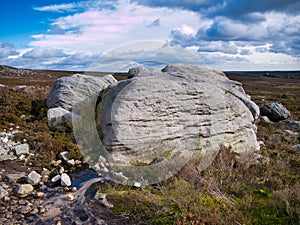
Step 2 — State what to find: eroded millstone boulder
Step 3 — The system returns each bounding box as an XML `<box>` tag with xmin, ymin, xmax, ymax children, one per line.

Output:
<box><xmin>47</xmin><ymin>74</ymin><xmax>117</xmax><ymax>111</ymax></box>
<box><xmin>95</xmin><ymin>64</ymin><xmax>260</xmax><ymax>168</ymax></box>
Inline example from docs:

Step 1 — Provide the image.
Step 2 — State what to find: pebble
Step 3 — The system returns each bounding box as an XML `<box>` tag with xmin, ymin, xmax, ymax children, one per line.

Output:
<box><xmin>66</xmin><ymin>193</ymin><xmax>75</xmax><ymax>202</ymax></box>
<box><xmin>71</xmin><ymin>187</ymin><xmax>77</xmax><ymax>192</ymax></box>
<box><xmin>15</xmin><ymin>184</ymin><xmax>34</xmax><ymax>197</ymax></box>
<box><xmin>36</xmin><ymin>192</ymin><xmax>45</xmax><ymax>198</ymax></box>
<box><xmin>51</xmin><ymin>175</ymin><xmax>61</xmax><ymax>183</ymax></box>
<box><xmin>59</xmin><ymin>151</ymin><xmax>70</xmax><ymax>161</ymax></box>
<box><xmin>95</xmin><ymin>192</ymin><xmax>113</xmax><ymax>208</ymax></box>
<box><xmin>67</xmin><ymin>159</ymin><xmax>75</xmax><ymax>166</ymax></box>
<box><xmin>292</xmin><ymin>144</ymin><xmax>300</xmax><ymax>151</ymax></box>
<box><xmin>14</xmin><ymin>143</ymin><xmax>29</xmax><ymax>156</ymax></box>
<box><xmin>27</xmin><ymin>171</ymin><xmax>42</xmax><ymax>185</ymax></box>
<box><xmin>41</xmin><ymin>168</ymin><xmax>50</xmax><ymax>176</ymax></box>
<box><xmin>59</xmin><ymin>167</ymin><xmax>65</xmax><ymax>174</ymax></box>
<box><xmin>0</xmin><ymin>185</ymin><xmax>9</xmax><ymax>198</ymax></box>
<box><xmin>61</xmin><ymin>173</ymin><xmax>71</xmax><ymax>187</ymax></box>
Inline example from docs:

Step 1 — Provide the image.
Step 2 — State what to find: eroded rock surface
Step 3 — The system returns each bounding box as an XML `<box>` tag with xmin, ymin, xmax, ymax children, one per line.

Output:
<box><xmin>47</xmin><ymin>74</ymin><xmax>117</xmax><ymax>111</ymax></box>
<box><xmin>95</xmin><ymin>64</ymin><xmax>260</xmax><ymax>167</ymax></box>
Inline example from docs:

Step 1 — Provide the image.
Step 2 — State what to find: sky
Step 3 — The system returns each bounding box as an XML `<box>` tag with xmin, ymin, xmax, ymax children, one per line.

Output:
<box><xmin>0</xmin><ymin>0</ymin><xmax>300</xmax><ymax>71</ymax></box>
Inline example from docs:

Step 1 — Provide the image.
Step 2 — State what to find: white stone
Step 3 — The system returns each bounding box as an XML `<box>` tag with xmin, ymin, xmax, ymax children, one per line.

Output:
<box><xmin>51</xmin><ymin>175</ymin><xmax>61</xmax><ymax>183</ymax></box>
<box><xmin>67</xmin><ymin>159</ymin><xmax>75</xmax><ymax>166</ymax></box>
<box><xmin>14</xmin><ymin>143</ymin><xmax>29</xmax><ymax>156</ymax></box>
<box><xmin>27</xmin><ymin>171</ymin><xmax>42</xmax><ymax>185</ymax></box>
<box><xmin>59</xmin><ymin>151</ymin><xmax>70</xmax><ymax>161</ymax></box>
<box><xmin>133</xmin><ymin>182</ymin><xmax>142</xmax><ymax>188</ymax></box>
<box><xmin>0</xmin><ymin>185</ymin><xmax>9</xmax><ymax>198</ymax></box>
<box><xmin>61</xmin><ymin>173</ymin><xmax>71</xmax><ymax>187</ymax></box>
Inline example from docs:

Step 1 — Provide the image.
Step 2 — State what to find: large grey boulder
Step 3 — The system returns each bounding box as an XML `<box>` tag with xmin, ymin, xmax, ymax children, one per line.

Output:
<box><xmin>47</xmin><ymin>74</ymin><xmax>117</xmax><ymax>111</ymax></box>
<box><xmin>94</xmin><ymin>64</ymin><xmax>260</xmax><ymax>168</ymax></box>
<box><xmin>259</xmin><ymin>102</ymin><xmax>290</xmax><ymax>122</ymax></box>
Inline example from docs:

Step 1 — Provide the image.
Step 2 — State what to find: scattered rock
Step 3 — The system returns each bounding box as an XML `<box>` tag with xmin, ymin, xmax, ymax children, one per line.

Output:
<box><xmin>259</xmin><ymin>102</ymin><xmax>290</xmax><ymax>122</ymax></box>
<box><xmin>95</xmin><ymin>192</ymin><xmax>113</xmax><ymax>208</ymax></box>
<box><xmin>0</xmin><ymin>185</ymin><xmax>9</xmax><ymax>198</ymax></box>
<box><xmin>14</xmin><ymin>85</ymin><xmax>27</xmax><ymax>90</ymax></box>
<box><xmin>59</xmin><ymin>151</ymin><xmax>70</xmax><ymax>161</ymax></box>
<box><xmin>15</xmin><ymin>184</ymin><xmax>34</xmax><ymax>197</ymax></box>
<box><xmin>14</xmin><ymin>143</ymin><xmax>29</xmax><ymax>156</ymax></box>
<box><xmin>133</xmin><ymin>182</ymin><xmax>142</xmax><ymax>188</ymax></box>
<box><xmin>46</xmin><ymin>74</ymin><xmax>117</xmax><ymax>111</ymax></box>
<box><xmin>61</xmin><ymin>173</ymin><xmax>71</xmax><ymax>187</ymax></box>
<box><xmin>260</xmin><ymin>116</ymin><xmax>274</xmax><ymax>124</ymax></box>
<box><xmin>284</xmin><ymin>130</ymin><xmax>299</xmax><ymax>136</ymax></box>
<box><xmin>6</xmin><ymin>172</ymin><xmax>26</xmax><ymax>183</ymax></box>
<box><xmin>284</xmin><ymin>120</ymin><xmax>300</xmax><ymax>131</ymax></box>
<box><xmin>27</xmin><ymin>171</ymin><xmax>42</xmax><ymax>185</ymax></box>
<box><xmin>41</xmin><ymin>168</ymin><xmax>50</xmax><ymax>176</ymax></box>
<box><xmin>66</xmin><ymin>159</ymin><xmax>75</xmax><ymax>166</ymax></box>
<box><xmin>66</xmin><ymin>193</ymin><xmax>75</xmax><ymax>202</ymax></box>
<box><xmin>71</xmin><ymin>187</ymin><xmax>77</xmax><ymax>192</ymax></box>
<box><xmin>51</xmin><ymin>175</ymin><xmax>61</xmax><ymax>183</ymax></box>
<box><xmin>36</xmin><ymin>192</ymin><xmax>45</xmax><ymax>198</ymax></box>
<box><xmin>292</xmin><ymin>144</ymin><xmax>300</xmax><ymax>151</ymax></box>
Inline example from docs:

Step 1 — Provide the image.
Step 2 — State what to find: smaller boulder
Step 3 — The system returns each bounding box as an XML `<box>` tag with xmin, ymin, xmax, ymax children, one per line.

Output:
<box><xmin>259</xmin><ymin>102</ymin><xmax>290</xmax><ymax>122</ymax></box>
<box><xmin>27</xmin><ymin>171</ymin><xmax>42</xmax><ymax>185</ymax></box>
<box><xmin>14</xmin><ymin>143</ymin><xmax>29</xmax><ymax>156</ymax></box>
<box><xmin>284</xmin><ymin>120</ymin><xmax>300</xmax><ymax>131</ymax></box>
<box><xmin>15</xmin><ymin>184</ymin><xmax>34</xmax><ymax>197</ymax></box>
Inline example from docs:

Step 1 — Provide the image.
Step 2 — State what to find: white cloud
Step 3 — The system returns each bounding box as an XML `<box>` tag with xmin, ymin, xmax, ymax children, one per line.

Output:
<box><xmin>29</xmin><ymin>0</ymin><xmax>200</xmax><ymax>54</ymax></box>
<box><xmin>88</xmin><ymin>41</ymin><xmax>204</xmax><ymax>72</ymax></box>
<box><xmin>33</xmin><ymin>3</ymin><xmax>76</xmax><ymax>13</ymax></box>
<box><xmin>0</xmin><ymin>43</ymin><xmax>19</xmax><ymax>58</ymax></box>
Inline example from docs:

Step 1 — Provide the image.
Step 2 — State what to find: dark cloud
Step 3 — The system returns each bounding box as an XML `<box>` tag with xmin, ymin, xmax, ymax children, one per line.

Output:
<box><xmin>0</xmin><ymin>43</ymin><xmax>19</xmax><ymax>58</ymax></box>
<box><xmin>133</xmin><ymin>0</ymin><xmax>300</xmax><ymax>20</ymax></box>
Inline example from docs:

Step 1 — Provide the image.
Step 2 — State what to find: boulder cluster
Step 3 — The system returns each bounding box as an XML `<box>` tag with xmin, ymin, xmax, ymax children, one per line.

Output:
<box><xmin>47</xmin><ymin>64</ymin><xmax>261</xmax><ymax>180</ymax></box>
